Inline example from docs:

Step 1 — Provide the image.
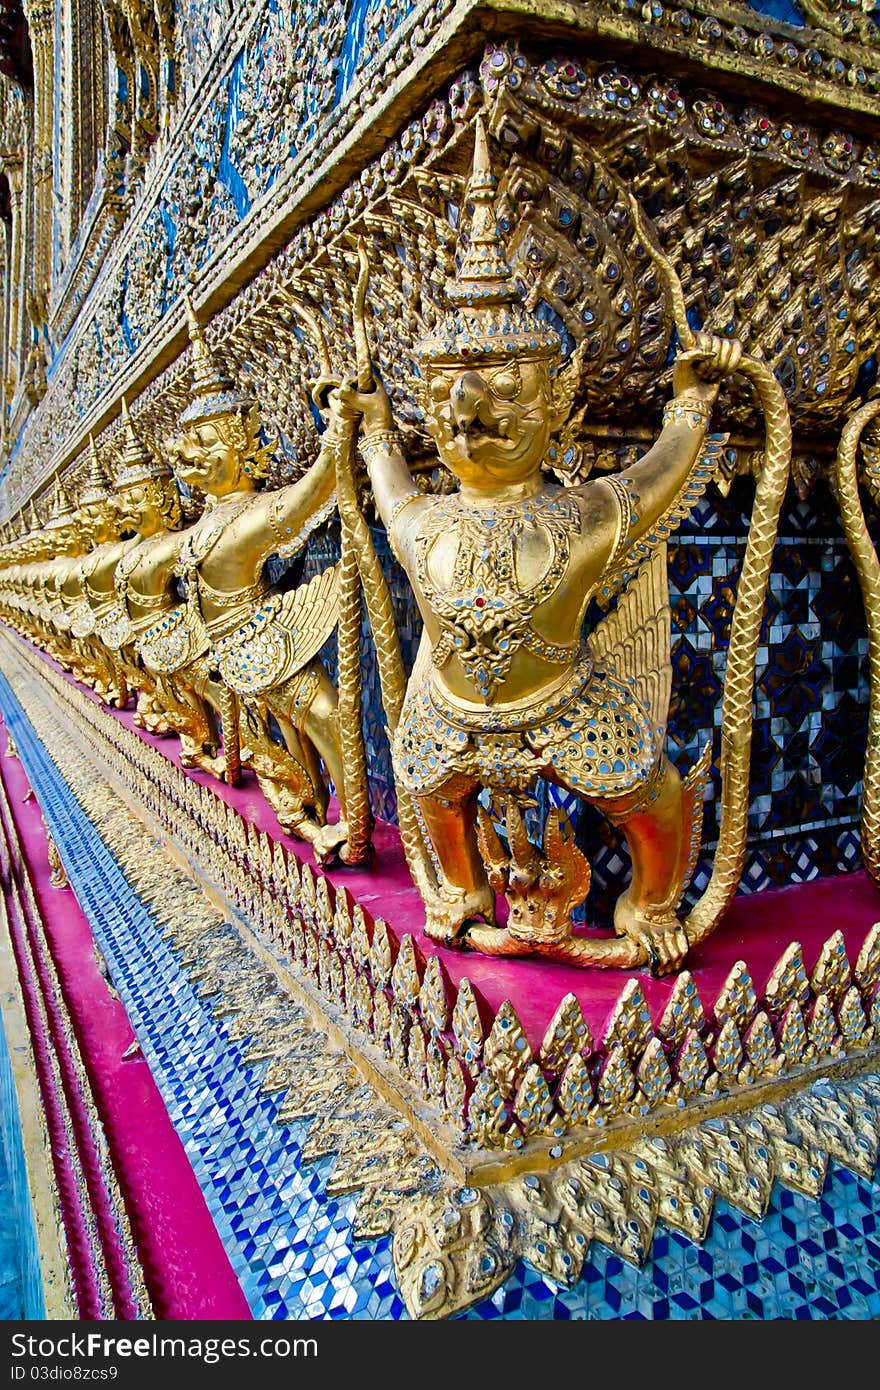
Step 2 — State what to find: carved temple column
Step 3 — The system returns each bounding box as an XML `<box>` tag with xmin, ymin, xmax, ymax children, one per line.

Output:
<box><xmin>3</xmin><ymin>157</ymin><xmax>23</xmax><ymax>388</ymax></box>
<box><xmin>4</xmin><ymin>162</ymin><xmax>24</xmax><ymax>400</ymax></box>
<box><xmin>21</xmin><ymin>0</ymin><xmax>52</xmax><ymax>361</ymax></box>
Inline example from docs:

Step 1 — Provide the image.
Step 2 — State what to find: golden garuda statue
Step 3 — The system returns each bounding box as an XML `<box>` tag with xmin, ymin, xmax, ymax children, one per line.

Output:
<box><xmin>96</xmin><ymin>399</ymin><xmax>194</xmax><ymax>737</ymax></box>
<box><xmin>136</xmin><ymin>294</ymin><xmax>370</xmax><ymax>863</ymax></box>
<box><xmin>61</xmin><ymin>442</ymin><xmax>131</xmax><ymax>705</ymax></box>
<box><xmin>335</xmin><ymin>116</ymin><xmax>792</xmax><ymax>974</ymax></box>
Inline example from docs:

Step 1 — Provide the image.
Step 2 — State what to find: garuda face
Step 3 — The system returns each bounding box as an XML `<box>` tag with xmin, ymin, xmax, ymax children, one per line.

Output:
<box><xmin>167</xmin><ymin>414</ymin><xmax>253</xmax><ymax>498</ymax></box>
<box><xmin>422</xmin><ymin>357</ymin><xmax>554</xmax><ymax>489</ymax></box>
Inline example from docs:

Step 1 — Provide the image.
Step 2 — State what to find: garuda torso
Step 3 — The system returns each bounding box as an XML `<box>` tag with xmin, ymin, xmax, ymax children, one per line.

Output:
<box><xmin>413</xmin><ymin>485</ymin><xmax>582</xmax><ymax>703</ymax></box>
<box><xmin>395</xmin><ymin>484</ymin><xmax>661</xmax><ymax>802</ymax></box>
<box><xmin>174</xmin><ymin>493</ymin><xmax>339</xmax><ymax>697</ymax></box>
<box><xmin>116</xmin><ymin>532</ymin><xmax>210</xmax><ymax>674</ymax></box>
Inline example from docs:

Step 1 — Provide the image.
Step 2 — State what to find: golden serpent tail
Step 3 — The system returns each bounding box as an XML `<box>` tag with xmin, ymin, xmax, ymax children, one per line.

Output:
<box><xmin>630</xmin><ymin>189</ymin><xmax>792</xmax><ymax>942</ymax></box>
<box><xmin>685</xmin><ymin>357</ymin><xmax>791</xmax><ymax>943</ymax></box>
<box><xmin>332</xmin><ymin>424</ymin><xmax>372</xmax><ymax>863</ymax></box>
<box><xmin>217</xmin><ymin>681</ymin><xmax>241</xmax><ymax>786</ymax></box>
<box><xmin>333</xmin><ymin>446</ymin><xmax>437</xmax><ymax>897</ymax></box>
<box><xmin>833</xmin><ymin>398</ymin><xmax>880</xmax><ymax>882</ymax></box>
<box><xmin>349</xmin><ymin>241</ymin><xmax>437</xmax><ymax>895</ymax></box>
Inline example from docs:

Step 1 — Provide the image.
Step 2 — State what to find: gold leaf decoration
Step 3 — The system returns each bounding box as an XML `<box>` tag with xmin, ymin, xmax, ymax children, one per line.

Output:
<box><xmin>810</xmin><ymin>930</ymin><xmax>852</xmax><ymax>1003</ymax></box>
<box><xmin>370</xmin><ymin>918</ymin><xmax>395</xmax><ymax>989</ymax></box>
<box><xmin>675</xmin><ymin>1029</ymin><xmax>711</xmax><ymax>1099</ymax></box>
<box><xmin>555</xmin><ymin>1052</ymin><xmax>594</xmax><ymax>1126</ymax></box>
<box><xmin>808</xmin><ymin>993</ymin><xmax>839</xmax><ymax>1057</ymax></box>
<box><xmin>390</xmin><ymin>933</ymin><xmax>422</xmax><ymax>1011</ymax></box>
<box><xmin>713</xmin><ymin>961</ymin><xmax>758</xmax><ymax>1034</ymax></box>
<box><xmin>484</xmin><ymin>1000</ymin><xmax>532</xmax><ymax>1099</ymax></box>
<box><xmin>539</xmin><ymin>992</ymin><xmax>592</xmax><ymax>1073</ymax></box>
<box><xmin>854</xmin><ymin>923</ymin><xmax>880</xmax><ymax>996</ymax></box>
<box><xmin>419</xmin><ymin>955</ymin><xmax>451</xmax><ymax>1035</ymax></box>
<box><xmin>743</xmin><ymin>1011</ymin><xmax>781</xmax><ymax>1078</ymax></box>
<box><xmin>712</xmin><ymin>1017</ymin><xmax>746</xmax><ymax>1086</ymax></box>
<box><xmin>636</xmin><ymin>1037</ymin><xmax>673</xmax><ymax>1108</ymax></box>
<box><xmin>451</xmin><ymin>977</ymin><xmax>486</xmax><ymax>1070</ymax></box>
<box><xmin>779</xmin><ymin>1001</ymin><xmax>810</xmax><ymax>1067</ymax></box>
<box><xmin>596</xmin><ymin>1043</ymin><xmax>637</xmax><ymax>1115</ymax></box>
<box><xmin>763</xmin><ymin>941</ymin><xmax>811</xmax><ymax>1019</ymax></box>
<box><xmin>603</xmin><ymin>979</ymin><xmax>654</xmax><ymax>1066</ymax></box>
<box><xmin>837</xmin><ymin>985</ymin><xmax>868</xmax><ymax>1047</ymax></box>
<box><xmin>657</xmin><ymin>971</ymin><xmax>707</xmax><ymax>1050</ymax></box>
<box><xmin>513</xmin><ymin>1063</ymin><xmax>555</xmax><ymax>1137</ymax></box>
<box><xmin>469</xmin><ymin>1073</ymin><xmax>510</xmax><ymax>1147</ymax></box>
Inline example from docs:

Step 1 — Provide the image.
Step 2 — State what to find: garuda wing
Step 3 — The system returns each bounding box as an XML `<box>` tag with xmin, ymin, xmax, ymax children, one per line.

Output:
<box><xmin>598</xmin><ymin>433</ymin><xmax>727</xmax><ymax>610</ymax></box>
<box><xmin>589</xmin><ymin>542</ymin><xmax>671</xmax><ymax>735</ymax></box>
<box><xmin>274</xmin><ymin>564</ymin><xmax>341</xmax><ymax>669</ymax></box>
<box><xmin>213</xmin><ymin>566</ymin><xmax>341</xmax><ymax>696</ymax></box>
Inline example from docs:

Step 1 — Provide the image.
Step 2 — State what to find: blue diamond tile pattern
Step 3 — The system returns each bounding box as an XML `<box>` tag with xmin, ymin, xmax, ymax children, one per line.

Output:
<box><xmin>2</xmin><ymin>662</ymin><xmax>880</xmax><ymax>1321</ymax></box>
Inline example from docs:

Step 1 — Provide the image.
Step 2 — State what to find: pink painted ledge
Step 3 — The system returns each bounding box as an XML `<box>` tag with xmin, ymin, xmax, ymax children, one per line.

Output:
<box><xmin>0</xmin><ymin>714</ymin><xmax>252</xmax><ymax>1321</ymax></box>
<box><xmin>17</xmin><ymin>631</ymin><xmax>880</xmax><ymax>1054</ymax></box>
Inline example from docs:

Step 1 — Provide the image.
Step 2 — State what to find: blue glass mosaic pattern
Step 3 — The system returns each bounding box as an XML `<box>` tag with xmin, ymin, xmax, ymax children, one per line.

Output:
<box><xmin>3</xmin><ymin>665</ymin><xmax>880</xmax><ymax>1320</ymax></box>
<box><xmin>464</xmin><ymin>1170</ymin><xmax>880</xmax><ymax>1320</ymax></box>
<box><xmin>0</xmin><ymin>666</ymin><xmax>402</xmax><ymax>1322</ymax></box>
<box><xmin>747</xmin><ymin>0</ymin><xmax>806</xmax><ymax>26</ymax></box>
<box><xmin>0</xmin><ymin>999</ymin><xmax>45</xmax><ymax>1318</ymax></box>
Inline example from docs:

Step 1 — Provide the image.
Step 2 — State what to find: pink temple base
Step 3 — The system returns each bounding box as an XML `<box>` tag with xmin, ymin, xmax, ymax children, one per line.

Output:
<box><xmin>0</xmin><ymin>715</ymin><xmax>252</xmax><ymax>1320</ymax></box>
<box><xmin>29</xmin><ymin>638</ymin><xmax>880</xmax><ymax>1053</ymax></box>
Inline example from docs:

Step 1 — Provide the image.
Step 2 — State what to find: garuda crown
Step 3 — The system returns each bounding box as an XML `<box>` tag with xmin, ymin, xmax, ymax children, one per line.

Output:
<box><xmin>115</xmin><ymin>398</ymin><xmax>172</xmax><ymax>488</ymax></box>
<box><xmin>178</xmin><ymin>291</ymin><xmax>253</xmax><ymax>429</ymax></box>
<box><xmin>78</xmin><ymin>436</ymin><xmax>115</xmax><ymax>508</ymax></box>
<box><xmin>415</xmin><ymin>115</ymin><xmax>561</xmax><ymax>369</ymax></box>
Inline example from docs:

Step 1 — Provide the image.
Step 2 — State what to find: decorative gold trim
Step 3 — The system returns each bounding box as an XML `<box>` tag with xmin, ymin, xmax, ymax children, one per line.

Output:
<box><xmin>4</xmin><ymin>627</ymin><xmax>879</xmax><ymax>1182</ymax></box>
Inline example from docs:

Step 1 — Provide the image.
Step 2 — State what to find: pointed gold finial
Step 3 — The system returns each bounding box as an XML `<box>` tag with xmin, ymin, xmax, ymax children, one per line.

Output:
<box><xmin>178</xmin><ymin>288</ymin><xmax>251</xmax><ymax>427</ymax></box>
<box><xmin>43</xmin><ymin>471</ymin><xmax>78</xmax><ymax>534</ymax></box>
<box><xmin>52</xmin><ymin>468</ymin><xmax>75</xmax><ymax>518</ymax></box>
<box><xmin>416</xmin><ymin>112</ymin><xmax>560</xmax><ymax>367</ymax></box>
<box><xmin>115</xmin><ymin>396</ymin><xmax>169</xmax><ymax>485</ymax></box>
<box><xmin>181</xmin><ymin>290</ymin><xmax>222</xmax><ymax>396</ymax></box>
<box><xmin>79</xmin><ymin>433</ymin><xmax>114</xmax><ymax>506</ymax></box>
<box><xmin>447</xmin><ymin>114</ymin><xmax>516</xmax><ymax>309</ymax></box>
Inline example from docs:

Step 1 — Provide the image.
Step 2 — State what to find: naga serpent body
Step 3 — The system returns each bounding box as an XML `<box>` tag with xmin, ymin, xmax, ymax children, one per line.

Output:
<box><xmin>628</xmin><ymin>196</ymin><xmax>793</xmax><ymax>946</ymax></box>
<box><xmin>833</xmin><ymin>396</ymin><xmax>880</xmax><ymax>883</ymax></box>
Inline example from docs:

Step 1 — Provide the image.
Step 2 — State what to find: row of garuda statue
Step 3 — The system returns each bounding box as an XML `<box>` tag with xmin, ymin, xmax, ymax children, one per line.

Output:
<box><xmin>1</xmin><ymin>118</ymin><xmax>879</xmax><ymax>978</ymax></box>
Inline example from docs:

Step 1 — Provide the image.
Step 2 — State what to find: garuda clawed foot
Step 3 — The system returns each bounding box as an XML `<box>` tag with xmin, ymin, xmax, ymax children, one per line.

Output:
<box><xmin>422</xmin><ymin>881</ymin><xmax>497</xmax><ymax>945</ymax></box>
<box><xmin>613</xmin><ymin>893</ymin><xmax>689</xmax><ymax>976</ymax></box>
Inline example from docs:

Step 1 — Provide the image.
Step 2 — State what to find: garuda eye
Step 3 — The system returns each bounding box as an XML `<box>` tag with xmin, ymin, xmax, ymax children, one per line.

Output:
<box><xmin>429</xmin><ymin>376</ymin><xmax>450</xmax><ymax>403</ymax></box>
<box><xmin>491</xmin><ymin>371</ymin><xmax>520</xmax><ymax>400</ymax></box>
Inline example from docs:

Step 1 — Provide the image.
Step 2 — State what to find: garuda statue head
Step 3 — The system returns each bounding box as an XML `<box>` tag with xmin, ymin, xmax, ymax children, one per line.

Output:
<box><xmin>166</xmin><ymin>292</ymin><xmax>272</xmax><ymax>497</ymax></box>
<box><xmin>39</xmin><ymin>473</ymin><xmax>87</xmax><ymax>557</ymax></box>
<box><xmin>20</xmin><ymin>497</ymin><xmax>50</xmax><ymax>562</ymax></box>
<box><xmin>76</xmin><ymin>437</ymin><xmax>119</xmax><ymax>547</ymax></box>
<box><xmin>415</xmin><ymin>115</ymin><xmax>581</xmax><ymax>490</ymax></box>
<box><xmin>114</xmin><ymin>398</ymin><xmax>181</xmax><ymax>536</ymax></box>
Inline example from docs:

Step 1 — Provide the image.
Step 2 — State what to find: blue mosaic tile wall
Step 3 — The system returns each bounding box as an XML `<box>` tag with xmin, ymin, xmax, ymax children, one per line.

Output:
<box><xmin>747</xmin><ymin>0</ymin><xmax>805</xmax><ymax>25</ymax></box>
<box><xmin>0</xmin><ymin>999</ymin><xmax>45</xmax><ymax>1319</ymax></box>
<box><xmin>303</xmin><ymin>475</ymin><xmax>870</xmax><ymax>924</ymax></box>
<box><xmin>2</xmin><ymin>666</ymin><xmax>880</xmax><ymax>1320</ymax></box>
